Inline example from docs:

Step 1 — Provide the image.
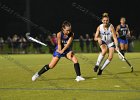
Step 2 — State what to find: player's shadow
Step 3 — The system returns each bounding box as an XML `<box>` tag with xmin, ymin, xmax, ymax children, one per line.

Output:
<box><xmin>82</xmin><ymin>76</ymin><xmax>95</xmax><ymax>79</ymax></box>
<box><xmin>39</xmin><ymin>77</ymin><xmax>75</xmax><ymax>81</ymax></box>
<box><xmin>39</xmin><ymin>76</ymin><xmax>94</xmax><ymax>81</ymax></box>
<box><xmin>128</xmin><ymin>57</ymin><xmax>140</xmax><ymax>60</ymax></box>
<box><xmin>116</xmin><ymin>71</ymin><xmax>140</xmax><ymax>76</ymax></box>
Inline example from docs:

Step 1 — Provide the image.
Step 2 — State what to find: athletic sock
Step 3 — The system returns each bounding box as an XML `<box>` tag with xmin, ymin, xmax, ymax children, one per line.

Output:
<box><xmin>38</xmin><ymin>65</ymin><xmax>50</xmax><ymax>76</ymax></box>
<box><xmin>123</xmin><ymin>50</ymin><xmax>126</xmax><ymax>57</ymax></box>
<box><xmin>120</xmin><ymin>50</ymin><xmax>124</xmax><ymax>56</ymax></box>
<box><xmin>101</xmin><ymin>59</ymin><xmax>110</xmax><ymax>70</ymax></box>
<box><xmin>74</xmin><ymin>63</ymin><xmax>81</xmax><ymax>76</ymax></box>
<box><xmin>96</xmin><ymin>53</ymin><xmax>104</xmax><ymax>66</ymax></box>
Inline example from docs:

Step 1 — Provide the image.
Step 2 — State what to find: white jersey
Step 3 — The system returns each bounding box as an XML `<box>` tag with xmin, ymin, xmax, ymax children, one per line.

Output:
<box><xmin>99</xmin><ymin>24</ymin><xmax>114</xmax><ymax>48</ymax></box>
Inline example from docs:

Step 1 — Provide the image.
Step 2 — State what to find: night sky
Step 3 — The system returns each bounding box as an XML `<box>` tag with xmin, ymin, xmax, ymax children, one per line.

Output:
<box><xmin>0</xmin><ymin>0</ymin><xmax>139</xmax><ymax>39</ymax></box>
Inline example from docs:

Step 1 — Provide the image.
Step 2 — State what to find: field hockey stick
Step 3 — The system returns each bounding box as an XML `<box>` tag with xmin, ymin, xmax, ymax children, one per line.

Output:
<box><xmin>26</xmin><ymin>33</ymin><xmax>47</xmax><ymax>47</ymax></box>
<box><xmin>116</xmin><ymin>49</ymin><xmax>133</xmax><ymax>72</ymax></box>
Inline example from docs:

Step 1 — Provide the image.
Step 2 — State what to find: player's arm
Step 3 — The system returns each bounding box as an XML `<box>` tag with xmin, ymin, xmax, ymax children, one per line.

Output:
<box><xmin>94</xmin><ymin>26</ymin><xmax>102</xmax><ymax>45</ymax></box>
<box><xmin>111</xmin><ymin>25</ymin><xmax>119</xmax><ymax>50</ymax></box>
<box><xmin>57</xmin><ymin>32</ymin><xmax>61</xmax><ymax>51</ymax></box>
<box><xmin>126</xmin><ymin>24</ymin><xmax>131</xmax><ymax>37</ymax></box>
<box><xmin>116</xmin><ymin>25</ymin><xmax>120</xmax><ymax>38</ymax></box>
<box><xmin>61</xmin><ymin>33</ymin><xmax>74</xmax><ymax>52</ymax></box>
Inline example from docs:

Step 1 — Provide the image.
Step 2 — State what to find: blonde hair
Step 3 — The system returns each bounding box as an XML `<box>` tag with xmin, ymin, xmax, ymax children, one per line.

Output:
<box><xmin>102</xmin><ymin>12</ymin><xmax>109</xmax><ymax>18</ymax></box>
<box><xmin>120</xmin><ymin>17</ymin><xmax>126</xmax><ymax>21</ymax></box>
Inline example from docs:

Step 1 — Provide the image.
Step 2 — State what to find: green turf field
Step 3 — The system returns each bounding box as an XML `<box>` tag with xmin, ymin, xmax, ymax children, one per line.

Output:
<box><xmin>0</xmin><ymin>53</ymin><xmax>140</xmax><ymax>100</ymax></box>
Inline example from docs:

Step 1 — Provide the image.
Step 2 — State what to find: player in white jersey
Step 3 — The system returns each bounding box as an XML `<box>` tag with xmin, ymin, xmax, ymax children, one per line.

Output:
<box><xmin>93</xmin><ymin>13</ymin><xmax>119</xmax><ymax>75</ymax></box>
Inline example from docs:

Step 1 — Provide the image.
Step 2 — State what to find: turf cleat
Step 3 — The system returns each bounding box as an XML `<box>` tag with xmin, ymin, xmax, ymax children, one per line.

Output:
<box><xmin>75</xmin><ymin>76</ymin><xmax>85</xmax><ymax>82</ymax></box>
<box><xmin>94</xmin><ymin>65</ymin><xmax>99</xmax><ymax>72</ymax></box>
<box><xmin>32</xmin><ymin>72</ymin><xmax>39</xmax><ymax>81</ymax></box>
<box><xmin>97</xmin><ymin>69</ymin><xmax>103</xmax><ymax>75</ymax></box>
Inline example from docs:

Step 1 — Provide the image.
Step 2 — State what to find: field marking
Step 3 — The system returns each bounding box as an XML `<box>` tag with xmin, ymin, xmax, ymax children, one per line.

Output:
<box><xmin>93</xmin><ymin>78</ymin><xmax>97</xmax><ymax>80</ymax></box>
<box><xmin>0</xmin><ymin>88</ymin><xmax>140</xmax><ymax>92</ymax></box>
<box><xmin>114</xmin><ymin>85</ymin><xmax>120</xmax><ymax>88</ymax></box>
<box><xmin>122</xmin><ymin>67</ymin><xmax>127</xmax><ymax>68</ymax></box>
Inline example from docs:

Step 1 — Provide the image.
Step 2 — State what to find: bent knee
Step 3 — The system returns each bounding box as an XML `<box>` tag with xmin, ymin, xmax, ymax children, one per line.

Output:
<box><xmin>73</xmin><ymin>59</ymin><xmax>78</xmax><ymax>63</ymax></box>
<box><xmin>72</xmin><ymin>57</ymin><xmax>78</xmax><ymax>63</ymax></box>
<box><xmin>101</xmin><ymin>49</ymin><xmax>107</xmax><ymax>56</ymax></box>
<box><xmin>49</xmin><ymin>64</ymin><xmax>55</xmax><ymax>69</ymax></box>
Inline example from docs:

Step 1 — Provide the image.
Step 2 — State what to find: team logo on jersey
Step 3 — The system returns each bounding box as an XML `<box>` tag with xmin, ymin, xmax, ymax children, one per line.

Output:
<box><xmin>63</xmin><ymin>35</ymin><xmax>68</xmax><ymax>39</ymax></box>
<box><xmin>62</xmin><ymin>40</ymin><xmax>67</xmax><ymax>44</ymax></box>
<box><xmin>120</xmin><ymin>28</ymin><xmax>127</xmax><ymax>31</ymax></box>
<box><xmin>102</xmin><ymin>32</ymin><xmax>110</xmax><ymax>35</ymax></box>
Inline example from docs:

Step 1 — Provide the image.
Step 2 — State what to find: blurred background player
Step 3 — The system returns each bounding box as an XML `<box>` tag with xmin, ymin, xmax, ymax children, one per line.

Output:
<box><xmin>51</xmin><ymin>33</ymin><xmax>57</xmax><ymax>47</ymax></box>
<box><xmin>85</xmin><ymin>34</ymin><xmax>90</xmax><ymax>53</ymax></box>
<box><xmin>32</xmin><ymin>21</ymin><xmax>85</xmax><ymax>82</ymax></box>
<box><xmin>91</xmin><ymin>33</ymin><xmax>98</xmax><ymax>52</ymax></box>
<box><xmin>79</xmin><ymin>34</ymin><xmax>84</xmax><ymax>52</ymax></box>
<box><xmin>93</xmin><ymin>13</ymin><xmax>119</xmax><ymax>75</ymax></box>
<box><xmin>46</xmin><ymin>34</ymin><xmax>57</xmax><ymax>54</ymax></box>
<box><xmin>116</xmin><ymin>17</ymin><xmax>131</xmax><ymax>61</ymax></box>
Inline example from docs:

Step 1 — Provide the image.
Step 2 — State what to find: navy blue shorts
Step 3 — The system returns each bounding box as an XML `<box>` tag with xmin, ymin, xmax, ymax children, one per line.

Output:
<box><xmin>118</xmin><ymin>38</ymin><xmax>128</xmax><ymax>44</ymax></box>
<box><xmin>53</xmin><ymin>47</ymin><xmax>72</xmax><ymax>58</ymax></box>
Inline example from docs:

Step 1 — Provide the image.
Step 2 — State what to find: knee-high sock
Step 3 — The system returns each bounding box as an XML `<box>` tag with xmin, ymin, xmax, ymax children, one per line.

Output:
<box><xmin>100</xmin><ymin>59</ymin><xmax>110</xmax><ymax>70</ymax></box>
<box><xmin>38</xmin><ymin>65</ymin><xmax>50</xmax><ymax>76</ymax></box>
<box><xmin>120</xmin><ymin>50</ymin><xmax>125</xmax><ymax>56</ymax></box>
<box><xmin>96</xmin><ymin>53</ymin><xmax>104</xmax><ymax>66</ymax></box>
<box><xmin>74</xmin><ymin>63</ymin><xmax>81</xmax><ymax>76</ymax></box>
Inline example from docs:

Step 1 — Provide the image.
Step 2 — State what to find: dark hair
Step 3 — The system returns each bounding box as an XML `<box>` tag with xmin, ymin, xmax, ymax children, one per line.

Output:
<box><xmin>62</xmin><ymin>20</ymin><xmax>71</xmax><ymax>29</ymax></box>
<box><xmin>102</xmin><ymin>12</ymin><xmax>109</xmax><ymax>19</ymax></box>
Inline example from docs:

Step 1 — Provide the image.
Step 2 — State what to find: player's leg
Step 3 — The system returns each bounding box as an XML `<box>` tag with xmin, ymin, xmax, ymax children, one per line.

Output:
<box><xmin>118</xmin><ymin>38</ymin><xmax>125</xmax><ymax>60</ymax></box>
<box><xmin>98</xmin><ymin>47</ymin><xmax>114</xmax><ymax>75</ymax></box>
<box><xmin>94</xmin><ymin>44</ymin><xmax>107</xmax><ymax>72</ymax></box>
<box><xmin>119</xmin><ymin>41</ymin><xmax>128</xmax><ymax>61</ymax></box>
<box><xmin>120</xmin><ymin>42</ymin><xmax>127</xmax><ymax>61</ymax></box>
<box><xmin>124</xmin><ymin>44</ymin><xmax>128</xmax><ymax>51</ymax></box>
<box><xmin>32</xmin><ymin>52</ymin><xmax>60</xmax><ymax>81</ymax></box>
<box><xmin>66</xmin><ymin>51</ymin><xmax>85</xmax><ymax>82</ymax></box>
<box><xmin>124</xmin><ymin>39</ymin><xmax>128</xmax><ymax>55</ymax></box>
<box><xmin>120</xmin><ymin>42</ymin><xmax>125</xmax><ymax>56</ymax></box>
<box><xmin>37</xmin><ymin>57</ymin><xmax>60</xmax><ymax>75</ymax></box>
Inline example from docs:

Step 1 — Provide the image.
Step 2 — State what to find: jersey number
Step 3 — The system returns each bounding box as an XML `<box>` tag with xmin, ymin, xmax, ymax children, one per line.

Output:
<box><xmin>123</xmin><ymin>31</ymin><xmax>126</xmax><ymax>35</ymax></box>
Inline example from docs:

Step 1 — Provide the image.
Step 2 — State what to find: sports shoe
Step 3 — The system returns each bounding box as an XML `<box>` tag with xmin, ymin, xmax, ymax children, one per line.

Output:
<box><xmin>32</xmin><ymin>72</ymin><xmax>39</xmax><ymax>81</ymax></box>
<box><xmin>97</xmin><ymin>69</ymin><xmax>103</xmax><ymax>75</ymax></box>
<box><xmin>75</xmin><ymin>76</ymin><xmax>85</xmax><ymax>82</ymax></box>
<box><xmin>94</xmin><ymin>65</ymin><xmax>99</xmax><ymax>72</ymax></box>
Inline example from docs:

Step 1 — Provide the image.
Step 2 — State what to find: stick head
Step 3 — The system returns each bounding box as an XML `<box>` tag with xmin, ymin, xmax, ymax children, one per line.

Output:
<box><xmin>26</xmin><ymin>33</ymin><xmax>31</xmax><ymax>40</ymax></box>
<box><xmin>26</xmin><ymin>33</ymin><xmax>30</xmax><ymax>38</ymax></box>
